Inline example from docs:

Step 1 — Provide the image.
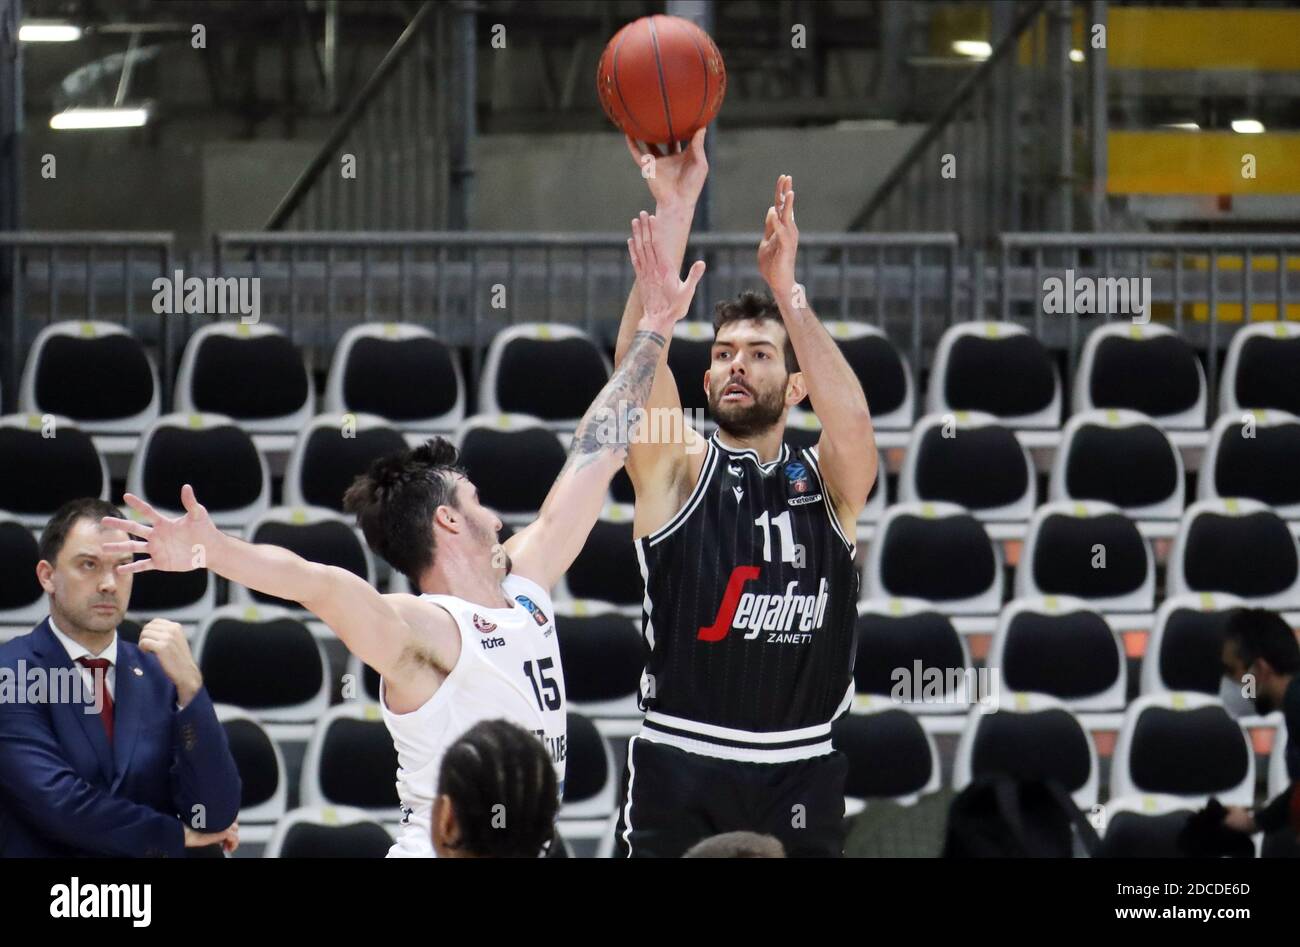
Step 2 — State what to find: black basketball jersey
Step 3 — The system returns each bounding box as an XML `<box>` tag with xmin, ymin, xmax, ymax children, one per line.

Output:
<box><xmin>634</xmin><ymin>431</ymin><xmax>859</xmax><ymax>762</ymax></box>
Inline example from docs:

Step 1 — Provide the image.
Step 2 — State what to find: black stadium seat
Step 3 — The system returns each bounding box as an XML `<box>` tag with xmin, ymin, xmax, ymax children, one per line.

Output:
<box><xmin>310</xmin><ymin>714</ymin><xmax>401</xmax><ymax>812</ymax></box>
<box><xmin>457</xmin><ymin>418</ymin><xmax>566</xmax><ymax>521</ymax></box>
<box><xmin>833</xmin><ymin>709</ymin><xmax>936</xmax><ymax>801</ymax></box>
<box><xmin>903</xmin><ymin>413</ymin><xmax>1032</xmax><ymax>518</ymax></box>
<box><xmin>852</xmin><ymin>606</ymin><xmax>968</xmax><ymax>706</ymax></box>
<box><xmin>286</xmin><ymin>417</ymin><xmax>409</xmax><ymax>513</ymax></box>
<box><xmin>994</xmin><ymin>600</ymin><xmax>1123</xmax><ymax>708</ymax></box>
<box><xmin>1223</xmin><ymin>325</ymin><xmax>1300</xmax><ymax>416</ymax></box>
<box><xmin>327</xmin><ymin>325</ymin><xmax>463</xmax><ymax>430</ymax></box>
<box><xmin>176</xmin><ymin>324</ymin><xmax>313</xmax><ymax>431</ymax></box>
<box><xmin>565</xmin><ymin>514</ymin><xmax>643</xmax><ymax>606</ymax></box>
<box><xmin>0</xmin><ymin>417</ymin><xmax>106</xmax><ymax>525</ymax></box>
<box><xmin>131</xmin><ymin>414</ymin><xmax>266</xmax><ymax>528</ymax></box>
<box><xmin>23</xmin><ymin>323</ymin><xmax>157</xmax><ymax>430</ymax></box>
<box><xmin>667</xmin><ymin>324</ymin><xmax>713</xmax><ymax>414</ymax></box>
<box><xmin>868</xmin><ymin>504</ymin><xmax>1001</xmax><ymax>610</ymax></box>
<box><xmin>480</xmin><ymin>326</ymin><xmax>610</xmax><ymax>426</ymax></box>
<box><xmin>195</xmin><ymin>610</ymin><xmax>327</xmax><ymax>718</ymax></box>
<box><xmin>1018</xmin><ymin>503</ymin><xmax>1151</xmax><ymax>610</ymax></box>
<box><xmin>966</xmin><ymin>706</ymin><xmax>1094</xmax><ymax>800</ymax></box>
<box><xmin>1125</xmin><ymin>704</ymin><xmax>1250</xmax><ymax>798</ymax></box>
<box><xmin>1148</xmin><ymin>597</ymin><xmax>1239</xmax><ymax>695</ymax></box>
<box><xmin>1054</xmin><ymin>412</ymin><xmax>1182</xmax><ymax>517</ymax></box>
<box><xmin>269</xmin><ymin>809</ymin><xmax>392</xmax><ymax>858</ymax></box>
<box><xmin>1204</xmin><ymin>412</ymin><xmax>1300</xmax><ymax>513</ymax></box>
<box><xmin>1078</xmin><ymin>325</ymin><xmax>1205</xmax><ymax>426</ymax></box>
<box><xmin>1170</xmin><ymin>501</ymin><xmax>1300</xmax><ymax>606</ymax></box>
<box><xmin>930</xmin><ymin>324</ymin><xmax>1059</xmax><ymax>427</ymax></box>
<box><xmin>555</xmin><ymin>610</ymin><xmax>645</xmax><ymax>706</ymax></box>
<box><xmin>561</xmin><ymin>712</ymin><xmax>610</xmax><ymax>807</ymax></box>
<box><xmin>0</xmin><ymin>519</ymin><xmax>43</xmax><ymax>619</ymax></box>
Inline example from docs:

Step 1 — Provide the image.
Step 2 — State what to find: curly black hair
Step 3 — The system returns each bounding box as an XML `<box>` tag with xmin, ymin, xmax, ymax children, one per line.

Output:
<box><xmin>437</xmin><ymin>719</ymin><xmax>560</xmax><ymax>858</ymax></box>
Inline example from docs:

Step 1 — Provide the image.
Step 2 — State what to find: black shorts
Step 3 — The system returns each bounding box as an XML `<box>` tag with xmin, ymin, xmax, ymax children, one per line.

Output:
<box><xmin>612</xmin><ymin>736</ymin><xmax>849</xmax><ymax>858</ymax></box>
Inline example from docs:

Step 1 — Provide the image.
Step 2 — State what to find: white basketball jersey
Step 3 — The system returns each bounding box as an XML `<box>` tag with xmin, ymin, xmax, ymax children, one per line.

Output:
<box><xmin>380</xmin><ymin>572</ymin><xmax>567</xmax><ymax>858</ymax></box>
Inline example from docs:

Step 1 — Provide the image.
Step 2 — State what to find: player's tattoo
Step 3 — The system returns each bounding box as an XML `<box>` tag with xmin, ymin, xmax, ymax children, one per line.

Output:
<box><xmin>567</xmin><ymin>327</ymin><xmax>667</xmax><ymax>468</ymax></box>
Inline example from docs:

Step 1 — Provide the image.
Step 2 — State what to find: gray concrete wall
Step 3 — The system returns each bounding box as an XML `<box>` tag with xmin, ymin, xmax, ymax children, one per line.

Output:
<box><xmin>20</xmin><ymin>122</ymin><xmax>924</xmax><ymax>240</ymax></box>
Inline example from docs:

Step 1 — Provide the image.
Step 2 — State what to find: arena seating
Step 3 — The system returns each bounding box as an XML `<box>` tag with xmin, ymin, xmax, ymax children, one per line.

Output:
<box><xmin>4</xmin><ymin>315</ymin><xmax>1298</xmax><ymax>857</ymax></box>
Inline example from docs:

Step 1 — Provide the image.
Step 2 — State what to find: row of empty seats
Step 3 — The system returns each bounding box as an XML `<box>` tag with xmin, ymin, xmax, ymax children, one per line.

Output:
<box><xmin>10</xmin><ymin>317</ymin><xmax>1300</xmax><ymax>438</ymax></box>
<box><xmin>2</xmin><ymin>490</ymin><xmax>1297</xmax><ymax>627</ymax></box>
<box><xmin>219</xmin><ymin>691</ymin><xmax>1290</xmax><ymax>855</ymax></box>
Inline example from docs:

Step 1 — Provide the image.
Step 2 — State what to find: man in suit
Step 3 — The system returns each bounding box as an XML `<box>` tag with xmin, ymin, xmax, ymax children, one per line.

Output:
<box><xmin>0</xmin><ymin>498</ymin><xmax>241</xmax><ymax>857</ymax></box>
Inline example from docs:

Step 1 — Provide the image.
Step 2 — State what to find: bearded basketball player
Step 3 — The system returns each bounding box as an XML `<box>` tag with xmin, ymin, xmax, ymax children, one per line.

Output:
<box><xmin>101</xmin><ymin>215</ymin><xmax>706</xmax><ymax>857</ymax></box>
<box><xmin>613</xmin><ymin>130</ymin><xmax>878</xmax><ymax>857</ymax></box>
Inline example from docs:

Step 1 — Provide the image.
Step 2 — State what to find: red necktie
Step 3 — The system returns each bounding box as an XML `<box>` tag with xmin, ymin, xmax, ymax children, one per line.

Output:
<box><xmin>76</xmin><ymin>657</ymin><xmax>115</xmax><ymax>743</ymax></box>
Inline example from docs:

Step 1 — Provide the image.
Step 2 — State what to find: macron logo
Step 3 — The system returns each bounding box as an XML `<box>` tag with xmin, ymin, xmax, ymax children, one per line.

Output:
<box><xmin>50</xmin><ymin>877</ymin><xmax>151</xmax><ymax>927</ymax></box>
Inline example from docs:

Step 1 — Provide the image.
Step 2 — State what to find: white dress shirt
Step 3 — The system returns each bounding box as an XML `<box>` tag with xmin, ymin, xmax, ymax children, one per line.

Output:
<box><xmin>48</xmin><ymin>615</ymin><xmax>117</xmax><ymax>701</ymax></box>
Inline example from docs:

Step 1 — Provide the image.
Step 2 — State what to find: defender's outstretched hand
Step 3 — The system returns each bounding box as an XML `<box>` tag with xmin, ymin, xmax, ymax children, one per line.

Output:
<box><xmin>628</xmin><ymin>210</ymin><xmax>706</xmax><ymax>327</ymax></box>
<box><xmin>625</xmin><ymin>126</ymin><xmax>708</xmax><ymax>209</ymax></box>
<box><xmin>100</xmin><ymin>484</ymin><xmax>222</xmax><ymax>574</ymax></box>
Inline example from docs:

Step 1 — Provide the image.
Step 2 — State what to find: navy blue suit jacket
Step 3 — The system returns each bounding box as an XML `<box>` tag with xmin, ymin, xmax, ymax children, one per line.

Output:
<box><xmin>0</xmin><ymin>618</ymin><xmax>241</xmax><ymax>857</ymax></box>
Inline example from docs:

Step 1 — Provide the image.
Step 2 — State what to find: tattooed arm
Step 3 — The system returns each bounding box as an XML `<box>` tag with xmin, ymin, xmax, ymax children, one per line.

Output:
<box><xmin>505</xmin><ymin>215</ymin><xmax>706</xmax><ymax>591</ymax></box>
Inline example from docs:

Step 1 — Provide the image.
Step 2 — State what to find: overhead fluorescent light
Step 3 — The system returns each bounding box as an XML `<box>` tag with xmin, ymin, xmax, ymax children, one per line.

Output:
<box><xmin>1070</xmin><ymin>49</ymin><xmax>1085</xmax><ymax>63</ymax></box>
<box><xmin>50</xmin><ymin>107</ymin><xmax>149</xmax><ymax>130</ymax></box>
<box><xmin>1231</xmin><ymin>119</ymin><xmax>1265</xmax><ymax>134</ymax></box>
<box><xmin>1162</xmin><ymin>122</ymin><xmax>1200</xmax><ymax>131</ymax></box>
<box><xmin>19</xmin><ymin>21</ymin><xmax>83</xmax><ymax>42</ymax></box>
<box><xmin>952</xmin><ymin>40</ymin><xmax>992</xmax><ymax>59</ymax></box>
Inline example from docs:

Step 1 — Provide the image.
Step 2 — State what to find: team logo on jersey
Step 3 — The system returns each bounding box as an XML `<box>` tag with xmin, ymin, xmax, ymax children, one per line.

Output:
<box><xmin>784</xmin><ymin>461</ymin><xmax>823</xmax><ymax>507</ymax></box>
<box><xmin>697</xmin><ymin>566</ymin><xmax>830</xmax><ymax>644</ymax></box>
<box><xmin>472</xmin><ymin>613</ymin><xmax>498</xmax><ymax>633</ymax></box>
<box><xmin>514</xmin><ymin>594</ymin><xmax>549</xmax><ymax>628</ymax></box>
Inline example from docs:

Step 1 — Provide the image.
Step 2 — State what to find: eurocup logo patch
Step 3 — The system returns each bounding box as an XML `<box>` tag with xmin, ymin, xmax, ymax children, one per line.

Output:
<box><xmin>515</xmin><ymin>595</ymin><xmax>549</xmax><ymax>628</ymax></box>
<box><xmin>784</xmin><ymin>461</ymin><xmax>823</xmax><ymax>506</ymax></box>
<box><xmin>785</xmin><ymin>461</ymin><xmax>810</xmax><ymax>493</ymax></box>
<box><xmin>472</xmin><ymin>613</ymin><xmax>498</xmax><ymax>634</ymax></box>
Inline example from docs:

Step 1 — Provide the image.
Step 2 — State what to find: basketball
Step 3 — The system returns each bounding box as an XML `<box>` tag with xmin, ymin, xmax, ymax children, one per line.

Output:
<box><xmin>596</xmin><ymin>14</ymin><xmax>726</xmax><ymax>146</ymax></box>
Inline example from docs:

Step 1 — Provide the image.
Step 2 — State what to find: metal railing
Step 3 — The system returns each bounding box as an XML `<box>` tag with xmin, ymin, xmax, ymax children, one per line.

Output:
<box><xmin>268</xmin><ymin>2</ymin><xmax>446</xmax><ymax>232</ymax></box>
<box><xmin>213</xmin><ymin>230</ymin><xmax>960</xmax><ymax>389</ymax></box>
<box><xmin>6</xmin><ymin>230</ymin><xmax>1300</xmax><ymax>421</ymax></box>
<box><xmin>0</xmin><ymin>232</ymin><xmax>174</xmax><ymax>411</ymax></box>
<box><xmin>850</xmin><ymin>1</ymin><xmax>1107</xmax><ymax>247</ymax></box>
<box><xmin>999</xmin><ymin>233</ymin><xmax>1300</xmax><ymax>409</ymax></box>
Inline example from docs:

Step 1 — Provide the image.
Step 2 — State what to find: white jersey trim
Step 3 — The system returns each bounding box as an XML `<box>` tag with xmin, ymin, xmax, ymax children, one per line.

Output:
<box><xmin>802</xmin><ymin>446</ymin><xmax>856</xmax><ymax>554</ymax></box>
<box><xmin>644</xmin><ymin>709</ymin><xmax>834</xmax><ymax>744</ymax></box>
<box><xmin>637</xmin><ymin>726</ymin><xmax>835</xmax><ymax>763</ymax></box>
<box><xmin>644</xmin><ymin>439</ymin><xmax>719</xmax><ymax>548</ymax></box>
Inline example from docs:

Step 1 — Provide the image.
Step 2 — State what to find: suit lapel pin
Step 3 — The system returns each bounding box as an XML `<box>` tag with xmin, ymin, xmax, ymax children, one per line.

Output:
<box><xmin>132</xmin><ymin>666</ymin><xmax>143</xmax><ymax>676</ymax></box>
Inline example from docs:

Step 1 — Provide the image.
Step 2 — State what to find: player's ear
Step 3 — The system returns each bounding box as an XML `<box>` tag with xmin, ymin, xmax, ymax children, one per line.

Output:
<box><xmin>434</xmin><ymin>504</ymin><xmax>459</xmax><ymax>533</ymax></box>
<box><xmin>702</xmin><ymin>369</ymin><xmax>712</xmax><ymax>398</ymax></box>
<box><xmin>432</xmin><ymin>794</ymin><xmax>461</xmax><ymax>856</ymax></box>
<box><xmin>785</xmin><ymin>370</ymin><xmax>806</xmax><ymax>405</ymax></box>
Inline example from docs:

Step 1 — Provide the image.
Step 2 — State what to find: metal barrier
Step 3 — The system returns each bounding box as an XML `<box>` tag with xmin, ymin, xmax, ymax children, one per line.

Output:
<box><xmin>999</xmin><ymin>233</ymin><xmax>1300</xmax><ymax>410</ymax></box>
<box><xmin>213</xmin><ymin>231</ymin><xmax>960</xmax><ymax>391</ymax></box>
<box><xmin>5</xmin><ymin>229</ymin><xmax>1298</xmax><ymax>420</ymax></box>
<box><xmin>0</xmin><ymin>232</ymin><xmax>174</xmax><ymax>411</ymax></box>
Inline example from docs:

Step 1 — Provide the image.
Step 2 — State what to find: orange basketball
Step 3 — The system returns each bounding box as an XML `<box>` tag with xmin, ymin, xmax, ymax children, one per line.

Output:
<box><xmin>596</xmin><ymin>14</ymin><xmax>726</xmax><ymax>146</ymax></box>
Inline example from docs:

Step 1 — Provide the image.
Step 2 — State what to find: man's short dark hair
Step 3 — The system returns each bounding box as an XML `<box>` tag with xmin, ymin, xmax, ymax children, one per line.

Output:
<box><xmin>682</xmin><ymin>831</ymin><xmax>786</xmax><ymax>858</ymax></box>
<box><xmin>1224</xmin><ymin>607</ymin><xmax>1300</xmax><ymax>675</ymax></box>
<box><xmin>39</xmin><ymin>498</ymin><xmax>125</xmax><ymax>564</ymax></box>
<box><xmin>342</xmin><ymin>437</ymin><xmax>465</xmax><ymax>590</ymax></box>
<box><xmin>437</xmin><ymin>719</ymin><xmax>559</xmax><ymax>858</ymax></box>
<box><xmin>712</xmin><ymin>291</ymin><xmax>800</xmax><ymax>373</ymax></box>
